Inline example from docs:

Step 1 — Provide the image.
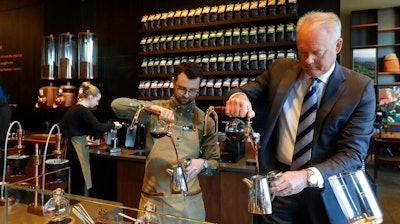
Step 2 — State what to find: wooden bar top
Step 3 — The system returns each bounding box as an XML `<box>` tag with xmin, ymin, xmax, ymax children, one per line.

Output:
<box><xmin>375</xmin><ymin>131</ymin><xmax>400</xmax><ymax>140</ymax></box>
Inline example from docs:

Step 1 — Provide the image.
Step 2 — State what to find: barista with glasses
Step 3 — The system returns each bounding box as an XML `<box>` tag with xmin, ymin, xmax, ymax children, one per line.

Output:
<box><xmin>111</xmin><ymin>62</ymin><xmax>220</xmax><ymax>223</ymax></box>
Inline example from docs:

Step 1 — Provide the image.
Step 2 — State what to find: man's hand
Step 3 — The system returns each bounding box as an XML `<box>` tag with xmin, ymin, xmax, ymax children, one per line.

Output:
<box><xmin>150</xmin><ymin>105</ymin><xmax>174</xmax><ymax>124</ymax></box>
<box><xmin>185</xmin><ymin>158</ymin><xmax>205</xmax><ymax>179</ymax></box>
<box><xmin>113</xmin><ymin>121</ymin><xmax>122</xmax><ymax>129</ymax></box>
<box><xmin>269</xmin><ymin>170</ymin><xmax>308</xmax><ymax>197</ymax></box>
<box><xmin>225</xmin><ymin>93</ymin><xmax>255</xmax><ymax>119</ymax></box>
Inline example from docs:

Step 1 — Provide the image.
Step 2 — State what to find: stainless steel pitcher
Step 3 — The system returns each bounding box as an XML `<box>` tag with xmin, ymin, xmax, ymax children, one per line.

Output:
<box><xmin>243</xmin><ymin>175</ymin><xmax>273</xmax><ymax>214</ymax></box>
<box><xmin>166</xmin><ymin>165</ymin><xmax>189</xmax><ymax>194</ymax></box>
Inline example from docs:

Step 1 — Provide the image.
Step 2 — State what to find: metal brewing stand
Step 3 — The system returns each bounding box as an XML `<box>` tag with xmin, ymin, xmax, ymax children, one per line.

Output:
<box><xmin>27</xmin><ymin>144</ymin><xmax>43</xmax><ymax>215</ymax></box>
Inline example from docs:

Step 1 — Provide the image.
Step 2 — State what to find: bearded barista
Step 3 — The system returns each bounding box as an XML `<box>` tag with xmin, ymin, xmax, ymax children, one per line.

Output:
<box><xmin>111</xmin><ymin>62</ymin><xmax>220</xmax><ymax>223</ymax></box>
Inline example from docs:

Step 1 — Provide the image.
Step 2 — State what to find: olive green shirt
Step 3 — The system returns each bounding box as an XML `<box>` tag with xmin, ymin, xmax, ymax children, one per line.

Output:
<box><xmin>111</xmin><ymin>96</ymin><xmax>220</xmax><ymax>175</ymax></box>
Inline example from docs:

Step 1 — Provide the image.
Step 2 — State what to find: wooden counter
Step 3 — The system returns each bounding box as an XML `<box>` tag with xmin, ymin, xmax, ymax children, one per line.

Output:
<box><xmin>89</xmin><ymin>146</ymin><xmax>256</xmax><ymax>224</ymax></box>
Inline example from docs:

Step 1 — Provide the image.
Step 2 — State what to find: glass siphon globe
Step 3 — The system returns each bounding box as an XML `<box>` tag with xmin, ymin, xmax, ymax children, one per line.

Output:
<box><xmin>225</xmin><ymin>118</ymin><xmax>246</xmax><ymax>142</ymax></box>
<box><xmin>43</xmin><ymin>188</ymin><xmax>70</xmax><ymax>222</ymax></box>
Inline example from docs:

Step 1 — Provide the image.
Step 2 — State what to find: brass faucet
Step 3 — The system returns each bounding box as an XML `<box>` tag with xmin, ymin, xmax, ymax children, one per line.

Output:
<box><xmin>129</xmin><ymin>104</ymin><xmax>145</xmax><ymax>130</ymax></box>
<box><xmin>204</xmin><ymin>106</ymin><xmax>219</xmax><ymax>136</ymax></box>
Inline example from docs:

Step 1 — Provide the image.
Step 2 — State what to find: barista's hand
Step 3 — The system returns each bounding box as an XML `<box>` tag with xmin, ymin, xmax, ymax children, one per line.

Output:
<box><xmin>113</xmin><ymin>121</ymin><xmax>122</xmax><ymax>129</ymax></box>
<box><xmin>269</xmin><ymin>170</ymin><xmax>308</xmax><ymax>197</ymax></box>
<box><xmin>225</xmin><ymin>93</ymin><xmax>255</xmax><ymax>119</ymax></box>
<box><xmin>150</xmin><ymin>105</ymin><xmax>174</xmax><ymax>124</ymax></box>
<box><xmin>185</xmin><ymin>158</ymin><xmax>205</xmax><ymax>179</ymax></box>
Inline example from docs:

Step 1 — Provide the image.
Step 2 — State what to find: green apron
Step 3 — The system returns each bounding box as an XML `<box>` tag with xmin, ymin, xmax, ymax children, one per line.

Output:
<box><xmin>140</xmin><ymin>119</ymin><xmax>206</xmax><ymax>223</ymax></box>
<box><xmin>71</xmin><ymin>135</ymin><xmax>92</xmax><ymax>190</ymax></box>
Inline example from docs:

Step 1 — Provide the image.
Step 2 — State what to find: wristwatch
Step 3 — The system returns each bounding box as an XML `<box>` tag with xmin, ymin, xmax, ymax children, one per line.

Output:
<box><xmin>306</xmin><ymin>168</ymin><xmax>318</xmax><ymax>187</ymax></box>
<box><xmin>201</xmin><ymin>159</ymin><xmax>208</xmax><ymax>173</ymax></box>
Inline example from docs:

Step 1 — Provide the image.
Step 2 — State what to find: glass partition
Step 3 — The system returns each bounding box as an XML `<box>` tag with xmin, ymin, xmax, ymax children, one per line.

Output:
<box><xmin>1</xmin><ymin>170</ymin><xmax>216</xmax><ymax>224</ymax></box>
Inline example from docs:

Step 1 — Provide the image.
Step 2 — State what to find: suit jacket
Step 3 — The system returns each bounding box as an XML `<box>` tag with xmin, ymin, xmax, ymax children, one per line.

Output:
<box><xmin>228</xmin><ymin>58</ymin><xmax>376</xmax><ymax>222</ymax></box>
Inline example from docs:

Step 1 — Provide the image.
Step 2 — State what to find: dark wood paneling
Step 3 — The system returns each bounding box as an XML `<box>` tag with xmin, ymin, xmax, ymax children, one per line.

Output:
<box><xmin>199</xmin><ymin>174</ymin><xmax>221</xmax><ymax>223</ymax></box>
<box><xmin>220</xmin><ymin>171</ymin><xmax>252</xmax><ymax>224</ymax></box>
<box><xmin>117</xmin><ymin>159</ymin><xmax>145</xmax><ymax>218</ymax></box>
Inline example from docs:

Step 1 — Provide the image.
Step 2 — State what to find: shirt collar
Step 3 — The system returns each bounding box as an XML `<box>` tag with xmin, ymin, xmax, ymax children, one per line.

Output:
<box><xmin>302</xmin><ymin>63</ymin><xmax>335</xmax><ymax>84</ymax></box>
<box><xmin>169</xmin><ymin>95</ymin><xmax>196</xmax><ymax>113</ymax></box>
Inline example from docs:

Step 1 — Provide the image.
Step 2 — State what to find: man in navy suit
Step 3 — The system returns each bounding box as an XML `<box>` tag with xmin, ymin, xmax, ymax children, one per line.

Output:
<box><xmin>225</xmin><ymin>11</ymin><xmax>376</xmax><ymax>223</ymax></box>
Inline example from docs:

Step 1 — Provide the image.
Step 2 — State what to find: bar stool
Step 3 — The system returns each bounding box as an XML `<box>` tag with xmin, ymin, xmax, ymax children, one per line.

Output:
<box><xmin>373</xmin><ymin>138</ymin><xmax>400</xmax><ymax>180</ymax></box>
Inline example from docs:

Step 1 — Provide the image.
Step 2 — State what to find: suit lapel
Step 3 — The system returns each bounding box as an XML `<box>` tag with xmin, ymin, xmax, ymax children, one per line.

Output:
<box><xmin>261</xmin><ymin>64</ymin><xmax>300</xmax><ymax>149</ymax></box>
<box><xmin>314</xmin><ymin>62</ymin><xmax>346</xmax><ymax>138</ymax></box>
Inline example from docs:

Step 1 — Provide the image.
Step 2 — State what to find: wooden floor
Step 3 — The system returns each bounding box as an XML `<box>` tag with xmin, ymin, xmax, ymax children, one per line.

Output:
<box><xmin>365</xmin><ymin>158</ymin><xmax>400</xmax><ymax>224</ymax></box>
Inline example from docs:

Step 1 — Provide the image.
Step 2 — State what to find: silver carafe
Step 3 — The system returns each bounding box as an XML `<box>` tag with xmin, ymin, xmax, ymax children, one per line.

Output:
<box><xmin>243</xmin><ymin>175</ymin><xmax>273</xmax><ymax>214</ymax></box>
<box><xmin>166</xmin><ymin>165</ymin><xmax>188</xmax><ymax>194</ymax></box>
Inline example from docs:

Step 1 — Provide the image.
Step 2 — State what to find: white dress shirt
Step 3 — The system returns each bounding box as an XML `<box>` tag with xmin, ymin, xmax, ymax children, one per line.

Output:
<box><xmin>276</xmin><ymin>64</ymin><xmax>334</xmax><ymax>188</ymax></box>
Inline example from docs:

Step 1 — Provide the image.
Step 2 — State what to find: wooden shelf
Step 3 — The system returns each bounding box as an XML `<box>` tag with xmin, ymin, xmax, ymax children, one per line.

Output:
<box><xmin>139</xmin><ymin>41</ymin><xmax>296</xmax><ymax>56</ymax></box>
<box><xmin>352</xmin><ymin>43</ymin><xmax>400</xmax><ymax>49</ymax></box>
<box><xmin>378</xmin><ymin>72</ymin><xmax>400</xmax><ymax>75</ymax></box>
<box><xmin>351</xmin><ymin>23</ymin><xmax>378</xmax><ymax>29</ymax></box>
<box><xmin>377</xmin><ymin>82</ymin><xmax>400</xmax><ymax>86</ymax></box>
<box><xmin>139</xmin><ymin>13</ymin><xmax>298</xmax><ymax>34</ymax></box>
<box><xmin>138</xmin><ymin>70</ymin><xmax>262</xmax><ymax>78</ymax></box>
<box><xmin>138</xmin><ymin>96</ymin><xmax>225</xmax><ymax>100</ymax></box>
<box><xmin>379</xmin><ymin>27</ymin><xmax>400</xmax><ymax>32</ymax></box>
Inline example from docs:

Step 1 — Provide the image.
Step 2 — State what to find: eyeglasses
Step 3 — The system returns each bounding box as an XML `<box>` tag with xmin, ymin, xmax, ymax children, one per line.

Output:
<box><xmin>175</xmin><ymin>85</ymin><xmax>199</xmax><ymax>96</ymax></box>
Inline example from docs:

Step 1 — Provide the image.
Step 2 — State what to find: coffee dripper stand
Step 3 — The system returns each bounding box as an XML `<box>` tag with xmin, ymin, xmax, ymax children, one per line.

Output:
<box><xmin>205</xmin><ymin>106</ymin><xmax>259</xmax><ymax>171</ymax></box>
<box><xmin>1</xmin><ymin>121</ymin><xmax>24</xmax><ymax>208</ymax></box>
<box><xmin>207</xmin><ymin>106</ymin><xmax>280</xmax><ymax>214</ymax></box>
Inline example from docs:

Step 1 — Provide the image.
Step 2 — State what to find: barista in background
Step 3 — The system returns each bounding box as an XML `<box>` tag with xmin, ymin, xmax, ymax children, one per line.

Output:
<box><xmin>111</xmin><ymin>62</ymin><xmax>220</xmax><ymax>223</ymax></box>
<box><xmin>0</xmin><ymin>83</ymin><xmax>11</xmax><ymax>150</ymax></box>
<box><xmin>61</xmin><ymin>81</ymin><xmax>122</xmax><ymax>196</ymax></box>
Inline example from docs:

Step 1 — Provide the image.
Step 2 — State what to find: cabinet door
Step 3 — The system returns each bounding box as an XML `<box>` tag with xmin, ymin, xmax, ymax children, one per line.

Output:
<box><xmin>199</xmin><ymin>174</ymin><xmax>221</xmax><ymax>223</ymax></box>
<box><xmin>117</xmin><ymin>160</ymin><xmax>145</xmax><ymax>218</ymax></box>
<box><xmin>220</xmin><ymin>171</ymin><xmax>253</xmax><ymax>224</ymax></box>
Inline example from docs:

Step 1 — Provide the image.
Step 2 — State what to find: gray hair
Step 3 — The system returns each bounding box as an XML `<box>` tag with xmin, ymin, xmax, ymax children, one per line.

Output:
<box><xmin>297</xmin><ymin>11</ymin><xmax>341</xmax><ymax>43</ymax></box>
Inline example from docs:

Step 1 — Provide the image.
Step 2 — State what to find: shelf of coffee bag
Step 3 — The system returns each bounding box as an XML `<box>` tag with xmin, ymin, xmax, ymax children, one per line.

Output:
<box><xmin>138</xmin><ymin>70</ymin><xmax>263</xmax><ymax>78</ymax></box>
<box><xmin>138</xmin><ymin>41</ymin><xmax>296</xmax><ymax>56</ymax></box>
<box><xmin>139</xmin><ymin>13</ymin><xmax>298</xmax><ymax>34</ymax></box>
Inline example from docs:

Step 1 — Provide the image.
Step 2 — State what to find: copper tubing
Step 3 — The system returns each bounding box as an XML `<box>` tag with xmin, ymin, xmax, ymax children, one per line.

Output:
<box><xmin>213</xmin><ymin>106</ymin><xmax>226</xmax><ymax>113</ymax></box>
<box><xmin>204</xmin><ymin>106</ymin><xmax>222</xmax><ymax>136</ymax></box>
<box><xmin>142</xmin><ymin>106</ymin><xmax>161</xmax><ymax>116</ymax></box>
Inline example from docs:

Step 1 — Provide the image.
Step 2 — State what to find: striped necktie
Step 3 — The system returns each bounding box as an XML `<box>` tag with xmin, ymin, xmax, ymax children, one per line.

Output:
<box><xmin>291</xmin><ymin>78</ymin><xmax>319</xmax><ymax>170</ymax></box>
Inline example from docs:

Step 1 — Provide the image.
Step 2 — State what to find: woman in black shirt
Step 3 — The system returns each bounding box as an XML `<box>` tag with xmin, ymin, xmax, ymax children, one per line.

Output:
<box><xmin>61</xmin><ymin>82</ymin><xmax>121</xmax><ymax>196</ymax></box>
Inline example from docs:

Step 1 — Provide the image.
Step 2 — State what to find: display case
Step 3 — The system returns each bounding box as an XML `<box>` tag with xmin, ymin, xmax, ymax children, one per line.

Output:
<box><xmin>1</xmin><ymin>173</ymin><xmax>216</xmax><ymax>223</ymax></box>
<box><xmin>351</xmin><ymin>6</ymin><xmax>400</xmax><ymax>124</ymax></box>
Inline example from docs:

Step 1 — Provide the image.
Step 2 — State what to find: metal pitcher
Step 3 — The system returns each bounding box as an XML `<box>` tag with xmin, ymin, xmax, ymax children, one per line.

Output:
<box><xmin>328</xmin><ymin>169</ymin><xmax>383</xmax><ymax>224</ymax></box>
<box><xmin>243</xmin><ymin>175</ymin><xmax>274</xmax><ymax>214</ymax></box>
<box><xmin>166</xmin><ymin>165</ymin><xmax>189</xmax><ymax>194</ymax></box>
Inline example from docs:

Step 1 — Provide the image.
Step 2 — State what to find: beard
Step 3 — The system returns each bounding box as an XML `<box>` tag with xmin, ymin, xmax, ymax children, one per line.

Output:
<box><xmin>175</xmin><ymin>95</ymin><xmax>194</xmax><ymax>106</ymax></box>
